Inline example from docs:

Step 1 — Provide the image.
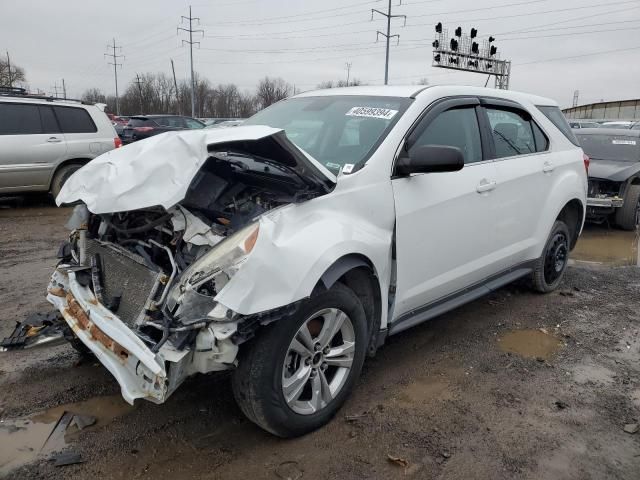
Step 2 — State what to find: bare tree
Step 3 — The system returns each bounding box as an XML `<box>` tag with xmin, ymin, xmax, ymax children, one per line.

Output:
<box><xmin>81</xmin><ymin>88</ymin><xmax>107</xmax><ymax>104</ymax></box>
<box><xmin>0</xmin><ymin>56</ymin><xmax>26</xmax><ymax>87</ymax></box>
<box><xmin>256</xmin><ymin>76</ymin><xmax>291</xmax><ymax>109</ymax></box>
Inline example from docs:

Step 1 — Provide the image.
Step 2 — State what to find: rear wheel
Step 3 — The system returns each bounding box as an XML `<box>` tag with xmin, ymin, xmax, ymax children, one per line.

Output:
<box><xmin>50</xmin><ymin>164</ymin><xmax>83</xmax><ymax>200</ymax></box>
<box><xmin>232</xmin><ymin>283</ymin><xmax>368</xmax><ymax>437</ymax></box>
<box><xmin>614</xmin><ymin>184</ymin><xmax>640</xmax><ymax>231</ymax></box>
<box><xmin>531</xmin><ymin>220</ymin><xmax>571</xmax><ymax>293</ymax></box>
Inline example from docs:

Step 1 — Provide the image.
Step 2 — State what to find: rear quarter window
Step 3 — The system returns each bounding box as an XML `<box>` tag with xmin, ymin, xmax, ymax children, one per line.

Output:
<box><xmin>0</xmin><ymin>103</ymin><xmax>42</xmax><ymax>135</ymax></box>
<box><xmin>536</xmin><ymin>105</ymin><xmax>580</xmax><ymax>147</ymax></box>
<box><xmin>53</xmin><ymin>106</ymin><xmax>97</xmax><ymax>134</ymax></box>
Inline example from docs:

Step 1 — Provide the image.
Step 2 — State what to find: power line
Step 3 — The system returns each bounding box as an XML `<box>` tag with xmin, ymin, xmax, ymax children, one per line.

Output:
<box><xmin>178</xmin><ymin>5</ymin><xmax>204</xmax><ymax>118</ymax></box>
<box><xmin>104</xmin><ymin>38</ymin><xmax>124</xmax><ymax>115</ymax></box>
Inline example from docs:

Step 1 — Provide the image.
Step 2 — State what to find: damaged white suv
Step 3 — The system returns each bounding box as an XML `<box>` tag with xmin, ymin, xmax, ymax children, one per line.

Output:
<box><xmin>42</xmin><ymin>86</ymin><xmax>586</xmax><ymax>437</ymax></box>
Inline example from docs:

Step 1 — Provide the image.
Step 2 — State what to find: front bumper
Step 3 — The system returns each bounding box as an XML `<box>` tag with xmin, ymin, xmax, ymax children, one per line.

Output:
<box><xmin>47</xmin><ymin>267</ymin><xmax>175</xmax><ymax>404</ymax></box>
<box><xmin>587</xmin><ymin>196</ymin><xmax>624</xmax><ymax>208</ymax></box>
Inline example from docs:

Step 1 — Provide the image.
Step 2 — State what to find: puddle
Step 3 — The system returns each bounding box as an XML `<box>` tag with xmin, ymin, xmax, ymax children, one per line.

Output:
<box><xmin>571</xmin><ymin>227</ymin><xmax>639</xmax><ymax>266</ymax></box>
<box><xmin>497</xmin><ymin>329</ymin><xmax>562</xmax><ymax>360</ymax></box>
<box><xmin>0</xmin><ymin>395</ymin><xmax>133</xmax><ymax>474</ymax></box>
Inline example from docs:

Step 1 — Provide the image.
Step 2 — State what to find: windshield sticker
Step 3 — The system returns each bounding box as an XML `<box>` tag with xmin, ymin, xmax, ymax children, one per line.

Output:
<box><xmin>612</xmin><ymin>140</ymin><xmax>636</xmax><ymax>145</ymax></box>
<box><xmin>346</xmin><ymin>106</ymin><xmax>398</xmax><ymax>120</ymax></box>
<box><xmin>342</xmin><ymin>164</ymin><xmax>355</xmax><ymax>174</ymax></box>
<box><xmin>325</xmin><ymin>162</ymin><xmax>341</xmax><ymax>170</ymax></box>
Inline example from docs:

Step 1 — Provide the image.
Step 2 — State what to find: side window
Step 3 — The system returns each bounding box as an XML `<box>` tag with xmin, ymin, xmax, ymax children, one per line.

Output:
<box><xmin>39</xmin><ymin>106</ymin><xmax>61</xmax><ymax>134</ymax></box>
<box><xmin>536</xmin><ymin>105</ymin><xmax>580</xmax><ymax>147</ymax></box>
<box><xmin>411</xmin><ymin>107</ymin><xmax>482</xmax><ymax>164</ymax></box>
<box><xmin>485</xmin><ymin>107</ymin><xmax>548</xmax><ymax>157</ymax></box>
<box><xmin>53</xmin><ymin>106</ymin><xmax>97</xmax><ymax>133</ymax></box>
<box><xmin>0</xmin><ymin>103</ymin><xmax>42</xmax><ymax>135</ymax></box>
<box><xmin>184</xmin><ymin>118</ymin><xmax>204</xmax><ymax>129</ymax></box>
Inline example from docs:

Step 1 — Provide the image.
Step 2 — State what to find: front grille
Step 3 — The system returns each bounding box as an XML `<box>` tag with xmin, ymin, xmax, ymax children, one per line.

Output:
<box><xmin>86</xmin><ymin>240</ymin><xmax>165</xmax><ymax>327</ymax></box>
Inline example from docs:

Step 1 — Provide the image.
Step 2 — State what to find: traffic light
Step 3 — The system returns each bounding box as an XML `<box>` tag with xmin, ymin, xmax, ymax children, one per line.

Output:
<box><xmin>449</xmin><ymin>57</ymin><xmax>459</xmax><ymax>65</ymax></box>
<box><xmin>432</xmin><ymin>40</ymin><xmax>439</xmax><ymax>49</ymax></box>
<box><xmin>435</xmin><ymin>22</ymin><xmax>442</xmax><ymax>33</ymax></box>
<box><xmin>490</xmin><ymin>45</ymin><xmax>497</xmax><ymax>56</ymax></box>
<box><xmin>470</xmin><ymin>28</ymin><xmax>478</xmax><ymax>38</ymax></box>
<box><xmin>434</xmin><ymin>54</ymin><xmax>441</xmax><ymax>62</ymax></box>
<box><xmin>471</xmin><ymin>42</ymin><xmax>479</xmax><ymax>54</ymax></box>
<box><xmin>489</xmin><ymin>36</ymin><xmax>495</xmax><ymax>42</ymax></box>
<box><xmin>455</xmin><ymin>26</ymin><xmax>462</xmax><ymax>37</ymax></box>
<box><xmin>486</xmin><ymin>62</ymin><xmax>493</xmax><ymax>69</ymax></box>
<box><xmin>450</xmin><ymin>38</ymin><xmax>458</xmax><ymax>51</ymax></box>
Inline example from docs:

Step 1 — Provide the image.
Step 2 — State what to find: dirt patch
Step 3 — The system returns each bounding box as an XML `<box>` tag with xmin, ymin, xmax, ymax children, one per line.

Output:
<box><xmin>497</xmin><ymin>329</ymin><xmax>563</xmax><ymax>360</ymax></box>
<box><xmin>1</xmin><ymin>207</ymin><xmax>639</xmax><ymax>479</ymax></box>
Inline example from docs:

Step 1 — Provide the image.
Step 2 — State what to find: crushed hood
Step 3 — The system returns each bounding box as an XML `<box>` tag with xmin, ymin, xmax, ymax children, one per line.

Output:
<box><xmin>56</xmin><ymin>125</ymin><xmax>336</xmax><ymax>214</ymax></box>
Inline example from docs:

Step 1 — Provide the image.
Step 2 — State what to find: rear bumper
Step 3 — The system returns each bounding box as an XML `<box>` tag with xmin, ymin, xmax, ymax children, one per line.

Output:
<box><xmin>47</xmin><ymin>267</ymin><xmax>175</xmax><ymax>404</ymax></box>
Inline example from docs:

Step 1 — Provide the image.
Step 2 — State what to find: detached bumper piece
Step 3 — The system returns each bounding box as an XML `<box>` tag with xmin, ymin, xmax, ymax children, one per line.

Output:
<box><xmin>47</xmin><ymin>268</ymin><xmax>173</xmax><ymax>405</ymax></box>
<box><xmin>0</xmin><ymin>312</ymin><xmax>69</xmax><ymax>351</ymax></box>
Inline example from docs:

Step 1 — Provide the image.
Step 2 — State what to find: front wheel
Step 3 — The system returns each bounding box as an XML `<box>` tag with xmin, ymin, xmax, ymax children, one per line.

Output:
<box><xmin>232</xmin><ymin>283</ymin><xmax>368</xmax><ymax>437</ymax></box>
<box><xmin>615</xmin><ymin>184</ymin><xmax>640</xmax><ymax>231</ymax></box>
<box><xmin>531</xmin><ymin>220</ymin><xmax>571</xmax><ymax>293</ymax></box>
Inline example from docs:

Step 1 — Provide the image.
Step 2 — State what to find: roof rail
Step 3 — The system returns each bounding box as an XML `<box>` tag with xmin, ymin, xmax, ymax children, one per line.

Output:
<box><xmin>0</xmin><ymin>86</ymin><xmax>93</xmax><ymax>105</ymax></box>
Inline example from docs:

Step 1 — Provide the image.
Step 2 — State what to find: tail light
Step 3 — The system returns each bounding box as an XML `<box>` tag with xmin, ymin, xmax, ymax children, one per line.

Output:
<box><xmin>134</xmin><ymin>126</ymin><xmax>154</xmax><ymax>133</ymax></box>
<box><xmin>114</xmin><ymin>137</ymin><xmax>122</xmax><ymax>148</ymax></box>
<box><xmin>583</xmin><ymin>153</ymin><xmax>590</xmax><ymax>175</ymax></box>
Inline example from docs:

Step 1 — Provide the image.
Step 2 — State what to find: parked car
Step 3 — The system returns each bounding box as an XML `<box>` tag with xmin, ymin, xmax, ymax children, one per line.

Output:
<box><xmin>33</xmin><ymin>86</ymin><xmax>587</xmax><ymax>437</ymax></box>
<box><xmin>205</xmin><ymin>119</ymin><xmax>245</xmax><ymax>129</ymax></box>
<box><xmin>201</xmin><ymin>117</ymin><xmax>241</xmax><ymax>127</ymax></box>
<box><xmin>600</xmin><ymin>121</ymin><xmax>635</xmax><ymax>129</ymax></box>
<box><xmin>122</xmin><ymin>115</ymin><xmax>205</xmax><ymax>143</ymax></box>
<box><xmin>0</xmin><ymin>89</ymin><xmax>121</xmax><ymax>197</ymax></box>
<box><xmin>575</xmin><ymin>128</ymin><xmax>640</xmax><ymax>229</ymax></box>
<box><xmin>569</xmin><ymin>120</ymin><xmax>601</xmax><ymax>129</ymax></box>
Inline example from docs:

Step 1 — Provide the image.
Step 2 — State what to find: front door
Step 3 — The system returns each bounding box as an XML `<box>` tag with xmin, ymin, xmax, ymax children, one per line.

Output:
<box><xmin>391</xmin><ymin>98</ymin><xmax>499</xmax><ymax>319</ymax></box>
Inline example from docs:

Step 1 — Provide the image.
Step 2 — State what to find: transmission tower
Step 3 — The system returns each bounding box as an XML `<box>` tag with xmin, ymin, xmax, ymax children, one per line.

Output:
<box><xmin>345</xmin><ymin>62</ymin><xmax>352</xmax><ymax>86</ymax></box>
<box><xmin>572</xmin><ymin>90</ymin><xmax>580</xmax><ymax>107</ymax></box>
<box><xmin>178</xmin><ymin>6</ymin><xmax>204</xmax><ymax>118</ymax></box>
<box><xmin>105</xmin><ymin>39</ymin><xmax>124</xmax><ymax>115</ymax></box>
<box><xmin>372</xmin><ymin>0</ymin><xmax>406</xmax><ymax>85</ymax></box>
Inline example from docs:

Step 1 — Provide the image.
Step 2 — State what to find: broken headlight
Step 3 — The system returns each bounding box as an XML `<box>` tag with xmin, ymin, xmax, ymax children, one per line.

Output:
<box><xmin>183</xmin><ymin>222</ymin><xmax>260</xmax><ymax>292</ymax></box>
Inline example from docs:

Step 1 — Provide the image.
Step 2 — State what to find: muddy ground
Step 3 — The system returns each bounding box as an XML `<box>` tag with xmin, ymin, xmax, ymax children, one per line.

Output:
<box><xmin>0</xmin><ymin>197</ymin><xmax>639</xmax><ymax>479</ymax></box>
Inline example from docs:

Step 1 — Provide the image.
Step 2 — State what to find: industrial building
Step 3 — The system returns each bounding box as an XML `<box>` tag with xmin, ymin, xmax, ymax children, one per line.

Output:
<box><xmin>563</xmin><ymin>99</ymin><xmax>640</xmax><ymax>120</ymax></box>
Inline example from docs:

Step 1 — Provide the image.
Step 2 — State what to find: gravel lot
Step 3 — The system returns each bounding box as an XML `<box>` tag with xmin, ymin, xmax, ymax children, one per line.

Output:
<box><xmin>0</xmin><ymin>199</ymin><xmax>639</xmax><ymax>479</ymax></box>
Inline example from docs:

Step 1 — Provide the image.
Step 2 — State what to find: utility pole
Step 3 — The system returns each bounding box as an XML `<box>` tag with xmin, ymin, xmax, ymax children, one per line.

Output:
<box><xmin>5</xmin><ymin>51</ymin><xmax>12</xmax><ymax>88</ymax></box>
<box><xmin>104</xmin><ymin>38</ymin><xmax>124</xmax><ymax>115</ymax></box>
<box><xmin>50</xmin><ymin>82</ymin><xmax>61</xmax><ymax>98</ymax></box>
<box><xmin>171</xmin><ymin>59</ymin><xmax>180</xmax><ymax>115</ymax></box>
<box><xmin>345</xmin><ymin>62</ymin><xmax>352</xmax><ymax>86</ymax></box>
<box><xmin>62</xmin><ymin>78</ymin><xmax>67</xmax><ymax>99</ymax></box>
<box><xmin>178</xmin><ymin>6</ymin><xmax>204</xmax><ymax>118</ymax></box>
<box><xmin>572</xmin><ymin>90</ymin><xmax>580</xmax><ymax>108</ymax></box>
<box><xmin>372</xmin><ymin>0</ymin><xmax>406</xmax><ymax>85</ymax></box>
<box><xmin>134</xmin><ymin>74</ymin><xmax>144</xmax><ymax>112</ymax></box>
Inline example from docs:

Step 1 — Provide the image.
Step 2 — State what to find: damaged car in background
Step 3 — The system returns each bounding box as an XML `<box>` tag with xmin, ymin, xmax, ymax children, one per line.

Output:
<box><xmin>1</xmin><ymin>86</ymin><xmax>587</xmax><ymax>437</ymax></box>
<box><xmin>576</xmin><ymin>128</ymin><xmax>640</xmax><ymax>230</ymax></box>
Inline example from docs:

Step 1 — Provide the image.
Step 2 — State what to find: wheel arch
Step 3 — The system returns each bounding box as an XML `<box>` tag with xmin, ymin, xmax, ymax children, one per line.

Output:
<box><xmin>48</xmin><ymin>158</ymin><xmax>92</xmax><ymax>190</ymax></box>
<box><xmin>555</xmin><ymin>198</ymin><xmax>584</xmax><ymax>250</ymax></box>
<box><xmin>316</xmin><ymin>254</ymin><xmax>383</xmax><ymax>356</ymax></box>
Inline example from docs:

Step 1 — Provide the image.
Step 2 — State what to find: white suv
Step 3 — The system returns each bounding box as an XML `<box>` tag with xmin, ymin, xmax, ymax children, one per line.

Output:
<box><xmin>40</xmin><ymin>85</ymin><xmax>587</xmax><ymax>437</ymax></box>
<box><xmin>0</xmin><ymin>91</ymin><xmax>120</xmax><ymax>197</ymax></box>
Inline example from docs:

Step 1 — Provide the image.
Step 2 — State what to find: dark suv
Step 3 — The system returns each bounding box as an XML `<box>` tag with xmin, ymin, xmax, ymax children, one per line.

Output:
<box><xmin>122</xmin><ymin>115</ymin><xmax>205</xmax><ymax>143</ymax></box>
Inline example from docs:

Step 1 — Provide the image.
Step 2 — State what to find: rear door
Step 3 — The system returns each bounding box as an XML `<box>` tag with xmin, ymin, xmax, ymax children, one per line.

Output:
<box><xmin>0</xmin><ymin>102</ymin><xmax>67</xmax><ymax>192</ymax></box>
<box><xmin>480</xmin><ymin>99</ymin><xmax>552</xmax><ymax>268</ymax></box>
<box><xmin>392</xmin><ymin>97</ymin><xmax>500</xmax><ymax>317</ymax></box>
<box><xmin>53</xmin><ymin>106</ymin><xmax>101</xmax><ymax>159</ymax></box>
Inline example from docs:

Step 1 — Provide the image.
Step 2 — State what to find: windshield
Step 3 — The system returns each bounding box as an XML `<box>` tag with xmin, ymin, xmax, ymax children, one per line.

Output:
<box><xmin>245</xmin><ymin>95</ymin><xmax>412</xmax><ymax>172</ymax></box>
<box><xmin>577</xmin><ymin>134</ymin><xmax>640</xmax><ymax>162</ymax></box>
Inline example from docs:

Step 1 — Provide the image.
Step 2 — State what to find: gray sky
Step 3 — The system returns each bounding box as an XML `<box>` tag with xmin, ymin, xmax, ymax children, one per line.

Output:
<box><xmin>3</xmin><ymin>0</ymin><xmax>640</xmax><ymax>108</ymax></box>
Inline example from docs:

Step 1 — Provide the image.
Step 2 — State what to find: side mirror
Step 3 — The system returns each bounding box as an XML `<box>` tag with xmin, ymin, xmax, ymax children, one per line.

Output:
<box><xmin>395</xmin><ymin>145</ymin><xmax>465</xmax><ymax>176</ymax></box>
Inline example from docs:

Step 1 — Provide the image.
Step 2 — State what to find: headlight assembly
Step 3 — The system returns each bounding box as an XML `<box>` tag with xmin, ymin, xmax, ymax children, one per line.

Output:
<box><xmin>182</xmin><ymin>222</ymin><xmax>259</xmax><ymax>290</ymax></box>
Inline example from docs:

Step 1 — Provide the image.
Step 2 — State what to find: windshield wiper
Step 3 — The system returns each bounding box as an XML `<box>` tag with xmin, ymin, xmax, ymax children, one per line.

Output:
<box><xmin>493</xmin><ymin>129</ymin><xmax>523</xmax><ymax>155</ymax></box>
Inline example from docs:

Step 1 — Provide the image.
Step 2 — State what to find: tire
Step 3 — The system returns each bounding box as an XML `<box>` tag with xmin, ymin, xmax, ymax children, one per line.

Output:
<box><xmin>50</xmin><ymin>164</ymin><xmax>83</xmax><ymax>200</ymax></box>
<box><xmin>531</xmin><ymin>220</ymin><xmax>571</xmax><ymax>293</ymax></box>
<box><xmin>615</xmin><ymin>184</ymin><xmax>640</xmax><ymax>231</ymax></box>
<box><xmin>232</xmin><ymin>283</ymin><xmax>368</xmax><ymax>437</ymax></box>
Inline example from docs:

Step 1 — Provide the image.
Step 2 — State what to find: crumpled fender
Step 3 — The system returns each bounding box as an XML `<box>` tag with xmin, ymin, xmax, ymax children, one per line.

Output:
<box><xmin>214</xmin><ymin>174</ymin><xmax>396</xmax><ymax>329</ymax></box>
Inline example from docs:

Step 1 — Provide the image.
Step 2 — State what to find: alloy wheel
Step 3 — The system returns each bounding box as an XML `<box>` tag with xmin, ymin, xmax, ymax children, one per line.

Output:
<box><xmin>282</xmin><ymin>308</ymin><xmax>355</xmax><ymax>415</ymax></box>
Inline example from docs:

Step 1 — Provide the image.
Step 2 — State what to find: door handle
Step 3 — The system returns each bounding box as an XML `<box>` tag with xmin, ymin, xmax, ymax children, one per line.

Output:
<box><xmin>543</xmin><ymin>161</ymin><xmax>555</xmax><ymax>173</ymax></box>
<box><xmin>476</xmin><ymin>179</ymin><xmax>497</xmax><ymax>193</ymax></box>
<box><xmin>47</xmin><ymin>137</ymin><xmax>62</xmax><ymax>143</ymax></box>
